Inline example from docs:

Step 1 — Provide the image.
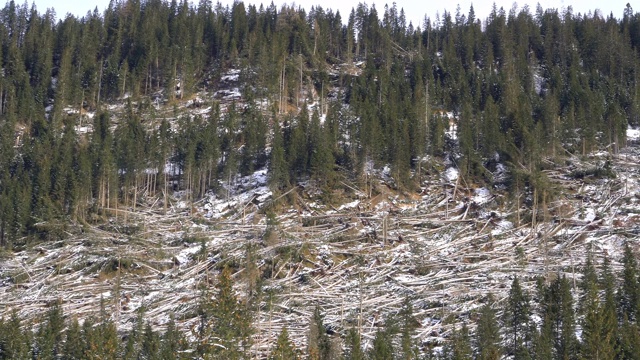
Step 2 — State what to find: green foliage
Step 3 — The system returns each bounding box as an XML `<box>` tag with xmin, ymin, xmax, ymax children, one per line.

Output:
<box><xmin>368</xmin><ymin>324</ymin><xmax>395</xmax><ymax>360</ymax></box>
<box><xmin>0</xmin><ymin>0</ymin><xmax>639</xmax><ymax>248</ymax></box>
<box><xmin>475</xmin><ymin>297</ymin><xmax>502</xmax><ymax>360</ymax></box>
<box><xmin>569</xmin><ymin>161</ymin><xmax>616</xmax><ymax>179</ymax></box>
<box><xmin>619</xmin><ymin>242</ymin><xmax>640</xmax><ymax>321</ymax></box>
<box><xmin>197</xmin><ymin>267</ymin><xmax>253</xmax><ymax>359</ymax></box>
<box><xmin>504</xmin><ymin>277</ymin><xmax>532</xmax><ymax>359</ymax></box>
<box><xmin>269</xmin><ymin>327</ymin><xmax>299</xmax><ymax>360</ymax></box>
<box><xmin>343</xmin><ymin>328</ymin><xmax>365</xmax><ymax>360</ymax></box>
<box><xmin>443</xmin><ymin>324</ymin><xmax>473</xmax><ymax>360</ymax></box>
<box><xmin>307</xmin><ymin>306</ymin><xmax>332</xmax><ymax>360</ymax></box>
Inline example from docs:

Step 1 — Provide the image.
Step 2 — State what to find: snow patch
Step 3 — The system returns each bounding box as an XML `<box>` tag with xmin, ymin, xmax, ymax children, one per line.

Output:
<box><xmin>577</xmin><ymin>207</ymin><xmax>596</xmax><ymax>223</ymax></box>
<box><xmin>491</xmin><ymin>220</ymin><xmax>513</xmax><ymax>236</ymax></box>
<box><xmin>627</xmin><ymin>127</ymin><xmax>640</xmax><ymax>141</ymax></box>
<box><xmin>473</xmin><ymin>187</ymin><xmax>492</xmax><ymax>205</ymax></box>
<box><xmin>444</xmin><ymin>167</ymin><xmax>459</xmax><ymax>182</ymax></box>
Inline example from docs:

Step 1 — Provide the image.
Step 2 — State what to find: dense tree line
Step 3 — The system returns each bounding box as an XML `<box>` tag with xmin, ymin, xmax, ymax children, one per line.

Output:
<box><xmin>1</xmin><ymin>0</ymin><xmax>640</xmax><ymax>246</ymax></box>
<box><xmin>8</xmin><ymin>245</ymin><xmax>640</xmax><ymax>358</ymax></box>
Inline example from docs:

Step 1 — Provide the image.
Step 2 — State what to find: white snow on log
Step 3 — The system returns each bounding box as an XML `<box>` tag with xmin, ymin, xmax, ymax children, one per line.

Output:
<box><xmin>444</xmin><ymin>167</ymin><xmax>459</xmax><ymax>181</ymax></box>
<box><xmin>338</xmin><ymin>200</ymin><xmax>360</xmax><ymax>210</ymax></box>
<box><xmin>627</xmin><ymin>127</ymin><xmax>640</xmax><ymax>141</ymax></box>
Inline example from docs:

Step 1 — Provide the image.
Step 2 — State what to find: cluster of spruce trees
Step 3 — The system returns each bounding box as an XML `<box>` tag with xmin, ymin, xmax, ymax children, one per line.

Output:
<box><xmin>6</xmin><ymin>245</ymin><xmax>640</xmax><ymax>359</ymax></box>
<box><xmin>1</xmin><ymin>0</ymin><xmax>640</xmax><ymax>246</ymax></box>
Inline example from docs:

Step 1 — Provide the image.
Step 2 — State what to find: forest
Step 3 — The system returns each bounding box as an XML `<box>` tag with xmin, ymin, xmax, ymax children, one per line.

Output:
<box><xmin>1</xmin><ymin>0</ymin><xmax>640</xmax><ymax>358</ymax></box>
<box><xmin>0</xmin><ymin>0</ymin><xmax>639</xmax><ymax>246</ymax></box>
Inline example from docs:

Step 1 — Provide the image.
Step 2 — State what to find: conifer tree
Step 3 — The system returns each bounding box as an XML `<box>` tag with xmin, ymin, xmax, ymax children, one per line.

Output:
<box><xmin>343</xmin><ymin>328</ymin><xmax>365</xmax><ymax>360</ymax></box>
<box><xmin>269</xmin><ymin>118</ymin><xmax>289</xmax><ymax>193</ymax></box>
<box><xmin>368</xmin><ymin>324</ymin><xmax>395</xmax><ymax>360</ymax></box>
<box><xmin>269</xmin><ymin>327</ymin><xmax>299</xmax><ymax>360</ymax></box>
<box><xmin>399</xmin><ymin>297</ymin><xmax>419</xmax><ymax>360</ymax></box>
<box><xmin>504</xmin><ymin>277</ymin><xmax>531</xmax><ymax>359</ymax></box>
<box><xmin>619</xmin><ymin>242</ymin><xmax>640</xmax><ymax>321</ymax></box>
<box><xmin>444</xmin><ymin>323</ymin><xmax>473</xmax><ymax>360</ymax></box>
<box><xmin>475</xmin><ymin>296</ymin><xmax>502</xmax><ymax>360</ymax></box>
<box><xmin>199</xmin><ymin>267</ymin><xmax>253</xmax><ymax>360</ymax></box>
<box><xmin>34</xmin><ymin>300</ymin><xmax>65</xmax><ymax>360</ymax></box>
<box><xmin>599</xmin><ymin>256</ymin><xmax>618</xmax><ymax>360</ymax></box>
<box><xmin>62</xmin><ymin>318</ymin><xmax>84</xmax><ymax>360</ymax></box>
<box><xmin>0</xmin><ymin>311</ymin><xmax>30</xmax><ymax>359</ymax></box>
<box><xmin>307</xmin><ymin>306</ymin><xmax>331</xmax><ymax>360</ymax></box>
<box><xmin>580</xmin><ymin>252</ymin><xmax>615</xmax><ymax>360</ymax></box>
<box><xmin>618</xmin><ymin>315</ymin><xmax>640</xmax><ymax>360</ymax></box>
<box><xmin>309</xmin><ymin>109</ymin><xmax>334</xmax><ymax>187</ymax></box>
<box><xmin>161</xmin><ymin>314</ymin><xmax>188</xmax><ymax>360</ymax></box>
<box><xmin>141</xmin><ymin>322</ymin><xmax>161</xmax><ymax>360</ymax></box>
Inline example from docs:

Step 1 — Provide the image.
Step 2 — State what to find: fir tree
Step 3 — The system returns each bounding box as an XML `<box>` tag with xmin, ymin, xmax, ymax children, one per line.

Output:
<box><xmin>444</xmin><ymin>323</ymin><xmax>473</xmax><ymax>360</ymax></box>
<box><xmin>269</xmin><ymin>327</ymin><xmax>299</xmax><ymax>360</ymax></box>
<box><xmin>343</xmin><ymin>328</ymin><xmax>365</xmax><ymax>360</ymax></box>
<box><xmin>619</xmin><ymin>242</ymin><xmax>640</xmax><ymax>321</ymax></box>
<box><xmin>200</xmin><ymin>267</ymin><xmax>253</xmax><ymax>360</ymax></box>
<box><xmin>475</xmin><ymin>296</ymin><xmax>502</xmax><ymax>360</ymax></box>
<box><xmin>368</xmin><ymin>324</ymin><xmax>395</xmax><ymax>360</ymax></box>
<box><xmin>0</xmin><ymin>311</ymin><xmax>30</xmax><ymax>359</ymax></box>
<box><xmin>307</xmin><ymin>306</ymin><xmax>331</xmax><ymax>360</ymax></box>
<box><xmin>504</xmin><ymin>277</ymin><xmax>531</xmax><ymax>359</ymax></box>
<box><xmin>62</xmin><ymin>318</ymin><xmax>84</xmax><ymax>360</ymax></box>
<box><xmin>398</xmin><ymin>297</ymin><xmax>419</xmax><ymax>360</ymax></box>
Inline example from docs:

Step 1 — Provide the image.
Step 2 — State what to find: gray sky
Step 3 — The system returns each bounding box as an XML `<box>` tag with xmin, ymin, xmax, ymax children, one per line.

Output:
<box><xmin>34</xmin><ymin>0</ymin><xmax>634</xmax><ymax>27</ymax></box>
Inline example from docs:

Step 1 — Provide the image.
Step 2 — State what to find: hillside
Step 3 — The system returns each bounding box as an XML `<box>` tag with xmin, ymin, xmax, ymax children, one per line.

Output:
<box><xmin>3</xmin><ymin>117</ymin><xmax>640</xmax><ymax>356</ymax></box>
<box><xmin>2</xmin><ymin>0</ymin><xmax>640</xmax><ymax>358</ymax></box>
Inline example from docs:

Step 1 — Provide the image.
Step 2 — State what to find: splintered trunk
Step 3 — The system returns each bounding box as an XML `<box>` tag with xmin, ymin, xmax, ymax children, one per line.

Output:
<box><xmin>425</xmin><ymin>81</ymin><xmax>430</xmax><ymax>154</ymax></box>
<box><xmin>97</xmin><ymin>59</ymin><xmax>104</xmax><ymax>109</ymax></box>
<box><xmin>201</xmin><ymin>172</ymin><xmax>206</xmax><ymax>199</ymax></box>
<box><xmin>123</xmin><ymin>181</ymin><xmax>129</xmax><ymax>223</ymax></box>
<box><xmin>298</xmin><ymin>55</ymin><xmax>302</xmax><ymax>107</ymax></box>
<box><xmin>122</xmin><ymin>71</ymin><xmax>127</xmax><ymax>98</ymax></box>
<box><xmin>145</xmin><ymin>64</ymin><xmax>150</xmax><ymax>95</ymax></box>
<box><xmin>133</xmin><ymin>176</ymin><xmax>138</xmax><ymax>213</ymax></box>
<box><xmin>163</xmin><ymin>171</ymin><xmax>168</xmax><ymax>214</ymax></box>
<box><xmin>280</xmin><ymin>59</ymin><xmax>286</xmax><ymax>114</ymax></box>
<box><xmin>532</xmin><ymin>188</ymin><xmax>537</xmax><ymax>229</ymax></box>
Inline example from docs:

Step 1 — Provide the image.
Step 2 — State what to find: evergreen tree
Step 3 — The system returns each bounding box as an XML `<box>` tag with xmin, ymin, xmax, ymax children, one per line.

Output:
<box><xmin>269</xmin><ymin>327</ymin><xmax>299</xmax><ymax>360</ymax></box>
<box><xmin>269</xmin><ymin>118</ymin><xmax>289</xmax><ymax>193</ymax></box>
<box><xmin>307</xmin><ymin>306</ymin><xmax>331</xmax><ymax>360</ymax></box>
<box><xmin>160</xmin><ymin>314</ymin><xmax>188</xmax><ymax>360</ymax></box>
<box><xmin>368</xmin><ymin>324</ymin><xmax>395</xmax><ymax>360</ymax></box>
<box><xmin>309</xmin><ymin>109</ymin><xmax>335</xmax><ymax>187</ymax></box>
<box><xmin>0</xmin><ymin>311</ymin><xmax>30</xmax><ymax>359</ymax></box>
<box><xmin>580</xmin><ymin>252</ymin><xmax>616</xmax><ymax>360</ymax></box>
<box><xmin>600</xmin><ymin>256</ymin><xmax>619</xmax><ymax>360</ymax></box>
<box><xmin>199</xmin><ymin>267</ymin><xmax>253</xmax><ymax>359</ymax></box>
<box><xmin>343</xmin><ymin>328</ymin><xmax>365</xmax><ymax>360</ymax></box>
<box><xmin>33</xmin><ymin>300</ymin><xmax>65</xmax><ymax>360</ymax></box>
<box><xmin>618</xmin><ymin>315</ymin><xmax>640</xmax><ymax>360</ymax></box>
<box><xmin>398</xmin><ymin>297</ymin><xmax>419</xmax><ymax>360</ymax></box>
<box><xmin>504</xmin><ymin>277</ymin><xmax>531</xmax><ymax>359</ymax></box>
<box><xmin>62</xmin><ymin>318</ymin><xmax>84</xmax><ymax>360</ymax></box>
<box><xmin>444</xmin><ymin>323</ymin><xmax>473</xmax><ymax>360</ymax></box>
<box><xmin>140</xmin><ymin>322</ymin><xmax>161</xmax><ymax>360</ymax></box>
<box><xmin>475</xmin><ymin>297</ymin><xmax>502</xmax><ymax>360</ymax></box>
<box><xmin>619</xmin><ymin>242</ymin><xmax>640</xmax><ymax>321</ymax></box>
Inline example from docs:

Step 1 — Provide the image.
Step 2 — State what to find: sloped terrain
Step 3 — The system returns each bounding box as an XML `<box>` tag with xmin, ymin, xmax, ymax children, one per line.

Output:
<box><xmin>2</xmin><ymin>132</ymin><xmax>640</xmax><ymax>355</ymax></box>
